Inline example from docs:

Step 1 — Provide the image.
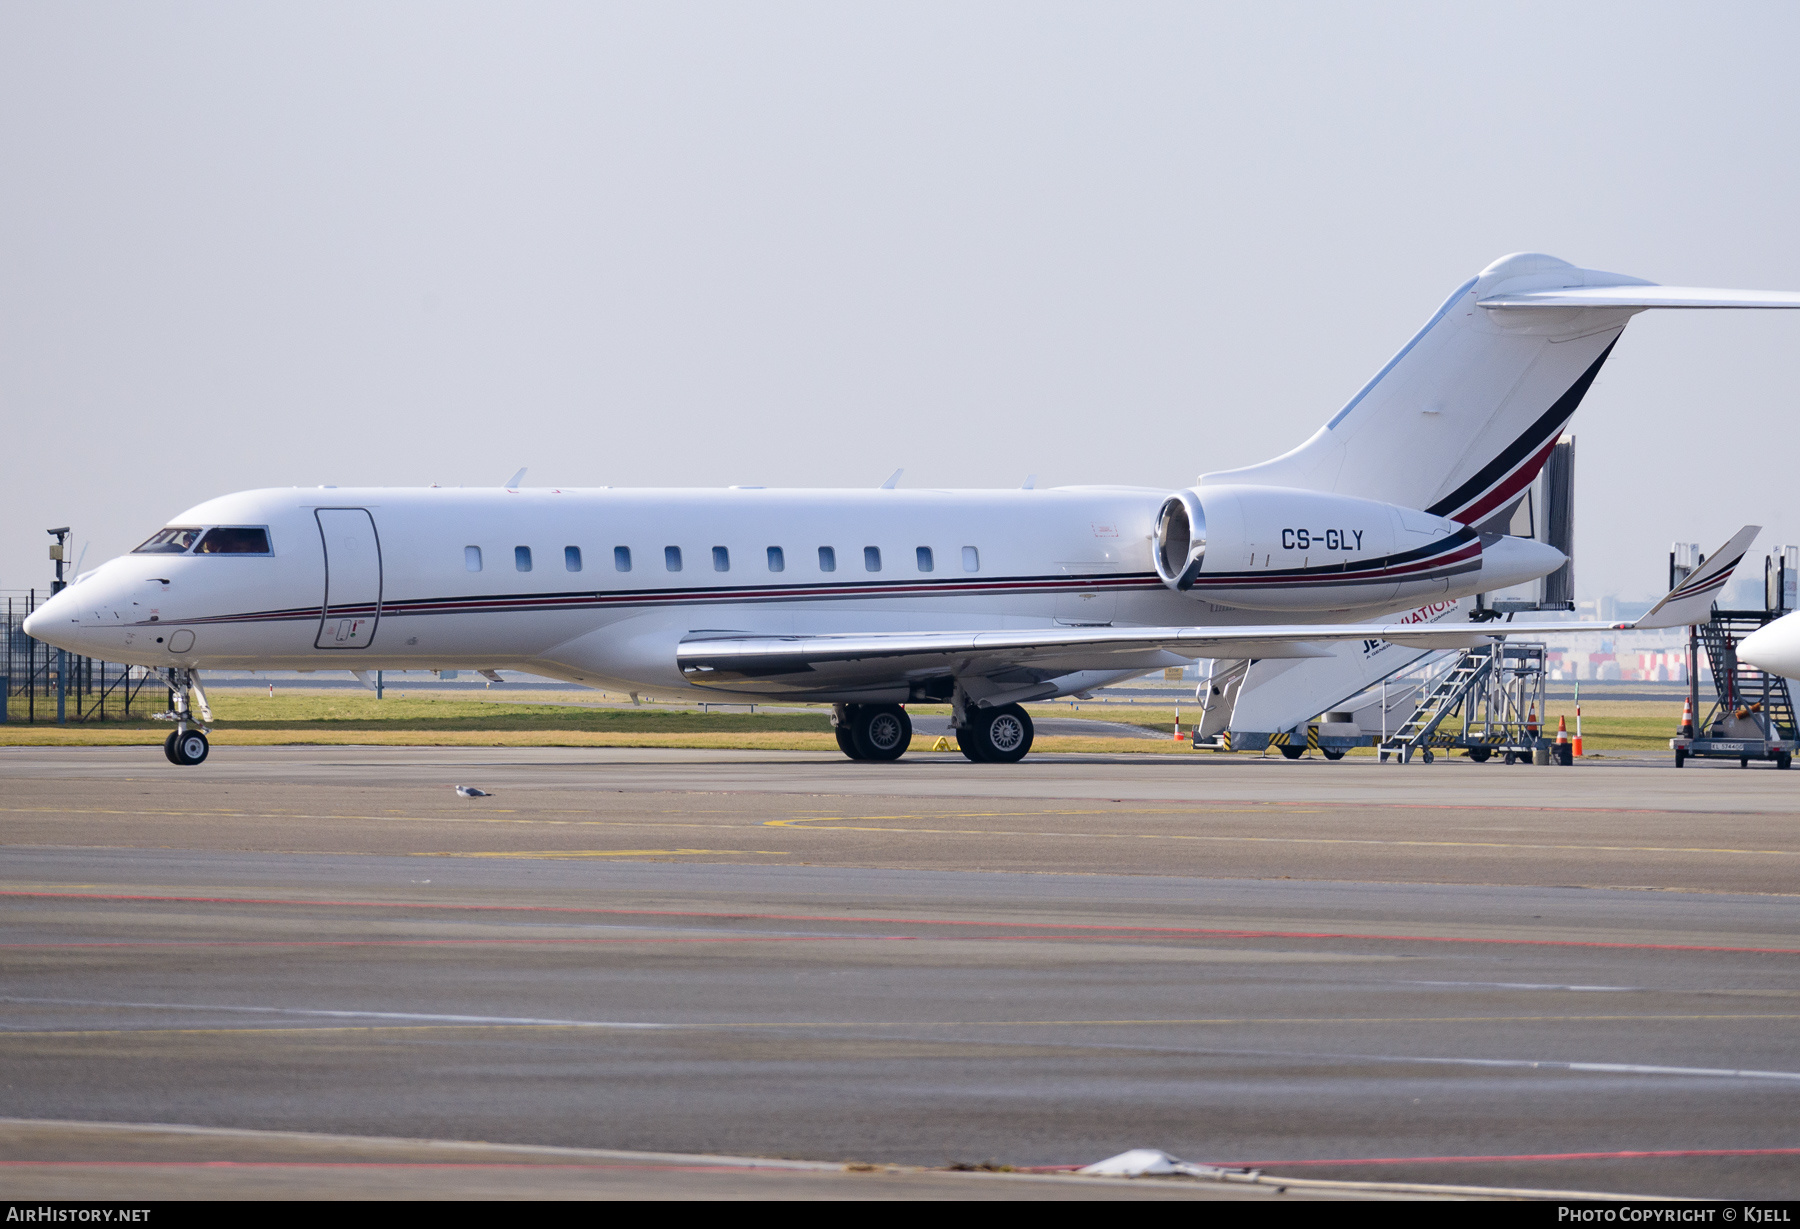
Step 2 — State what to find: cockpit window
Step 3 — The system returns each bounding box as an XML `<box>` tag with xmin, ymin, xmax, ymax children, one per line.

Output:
<box><xmin>133</xmin><ymin>527</ymin><xmax>203</xmax><ymax>554</ymax></box>
<box><xmin>194</xmin><ymin>527</ymin><xmax>272</xmax><ymax>555</ymax></box>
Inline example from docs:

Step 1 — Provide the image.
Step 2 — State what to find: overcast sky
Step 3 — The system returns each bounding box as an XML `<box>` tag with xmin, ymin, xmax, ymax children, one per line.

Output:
<box><xmin>3</xmin><ymin>1</ymin><xmax>1797</xmax><ymax>602</ymax></box>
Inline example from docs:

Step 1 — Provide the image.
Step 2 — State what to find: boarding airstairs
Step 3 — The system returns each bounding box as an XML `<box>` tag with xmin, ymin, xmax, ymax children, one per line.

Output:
<box><xmin>1380</xmin><ymin>642</ymin><xmax>1548</xmax><ymax>765</ymax></box>
<box><xmin>1696</xmin><ymin>614</ymin><xmax>1798</xmax><ymax>742</ymax></box>
<box><xmin>1673</xmin><ymin>610</ymin><xmax>1798</xmax><ymax>767</ymax></box>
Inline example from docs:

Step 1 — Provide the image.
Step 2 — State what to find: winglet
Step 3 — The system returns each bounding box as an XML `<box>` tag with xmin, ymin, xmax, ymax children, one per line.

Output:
<box><xmin>1632</xmin><ymin>526</ymin><xmax>1761</xmax><ymax>629</ymax></box>
<box><xmin>505</xmin><ymin>467</ymin><xmax>528</xmax><ymax>489</ymax></box>
<box><xmin>880</xmin><ymin>468</ymin><xmax>903</xmax><ymax>490</ymax></box>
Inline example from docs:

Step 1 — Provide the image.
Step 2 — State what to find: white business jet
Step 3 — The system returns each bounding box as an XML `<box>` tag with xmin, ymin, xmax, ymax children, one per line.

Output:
<box><xmin>25</xmin><ymin>253</ymin><xmax>1800</xmax><ymax>765</ymax></box>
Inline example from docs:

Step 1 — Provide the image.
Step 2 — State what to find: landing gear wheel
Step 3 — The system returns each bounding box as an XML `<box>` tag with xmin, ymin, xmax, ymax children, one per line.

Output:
<box><xmin>1467</xmin><ymin>747</ymin><xmax>1492</xmax><ymax>763</ymax></box>
<box><xmin>163</xmin><ymin>731</ymin><xmax>180</xmax><ymax>764</ymax></box>
<box><xmin>851</xmin><ymin>704</ymin><xmax>912</xmax><ymax>761</ymax></box>
<box><xmin>1278</xmin><ymin>744</ymin><xmax>1305</xmax><ymax>760</ymax></box>
<box><xmin>964</xmin><ymin>704</ymin><xmax>1034</xmax><ymax>764</ymax></box>
<box><xmin>835</xmin><ymin>726</ymin><xmax>863</xmax><ymax>760</ymax></box>
<box><xmin>956</xmin><ymin>726</ymin><xmax>985</xmax><ymax>762</ymax></box>
<box><xmin>171</xmin><ymin>729</ymin><xmax>209</xmax><ymax>766</ymax></box>
<box><xmin>1674</xmin><ymin>749</ymin><xmax>1687</xmax><ymax>767</ymax></box>
<box><xmin>1321</xmin><ymin>748</ymin><xmax>1345</xmax><ymax>761</ymax></box>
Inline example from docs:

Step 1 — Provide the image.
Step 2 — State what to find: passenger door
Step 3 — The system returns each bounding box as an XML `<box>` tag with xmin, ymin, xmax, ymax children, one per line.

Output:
<box><xmin>314</xmin><ymin>508</ymin><xmax>383</xmax><ymax>649</ymax></box>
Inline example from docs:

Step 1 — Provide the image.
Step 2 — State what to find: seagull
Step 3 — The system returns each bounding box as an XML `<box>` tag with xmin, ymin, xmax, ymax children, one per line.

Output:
<box><xmin>453</xmin><ymin>785</ymin><xmax>492</xmax><ymax>797</ymax></box>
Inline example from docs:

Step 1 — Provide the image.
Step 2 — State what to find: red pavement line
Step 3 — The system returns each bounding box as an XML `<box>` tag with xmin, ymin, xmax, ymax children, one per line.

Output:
<box><xmin>4</xmin><ymin>890</ymin><xmax>1795</xmax><ymax>955</ymax></box>
<box><xmin>0</xmin><ymin>1161</ymin><xmax>809</xmax><ymax>1173</ymax></box>
<box><xmin>1224</xmin><ymin>1147</ymin><xmax>1800</xmax><ymax>1167</ymax></box>
<box><xmin>0</xmin><ymin>936</ymin><xmax>910</xmax><ymax>949</ymax></box>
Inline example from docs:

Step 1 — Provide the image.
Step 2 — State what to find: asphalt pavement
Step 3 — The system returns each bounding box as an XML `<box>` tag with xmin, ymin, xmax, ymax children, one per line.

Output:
<box><xmin>2</xmin><ymin>746</ymin><xmax>1796</xmax><ymax>1200</ymax></box>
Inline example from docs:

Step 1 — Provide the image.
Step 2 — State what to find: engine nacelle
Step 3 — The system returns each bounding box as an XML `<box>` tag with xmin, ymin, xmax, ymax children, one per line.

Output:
<box><xmin>1153</xmin><ymin>484</ymin><xmax>1486</xmax><ymax>612</ymax></box>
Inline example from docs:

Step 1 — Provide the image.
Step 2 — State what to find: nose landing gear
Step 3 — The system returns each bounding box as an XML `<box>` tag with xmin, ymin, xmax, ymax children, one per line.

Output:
<box><xmin>156</xmin><ymin>668</ymin><xmax>213</xmax><ymax>766</ymax></box>
<box><xmin>165</xmin><ymin>728</ymin><xmax>209</xmax><ymax>765</ymax></box>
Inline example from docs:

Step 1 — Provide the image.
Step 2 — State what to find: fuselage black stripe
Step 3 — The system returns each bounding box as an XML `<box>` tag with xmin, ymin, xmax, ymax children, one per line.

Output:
<box><xmin>1425</xmin><ymin>339</ymin><xmax>1617</xmax><ymax>522</ymax></box>
<box><xmin>154</xmin><ymin>531</ymin><xmax>1489</xmax><ymax>630</ymax></box>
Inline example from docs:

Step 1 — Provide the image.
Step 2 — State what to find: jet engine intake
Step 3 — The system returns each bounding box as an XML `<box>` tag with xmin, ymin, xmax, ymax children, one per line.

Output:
<box><xmin>1154</xmin><ymin>490</ymin><xmax>1207</xmax><ymax>590</ymax></box>
<box><xmin>1152</xmin><ymin>484</ymin><xmax>1500</xmax><ymax>612</ymax></box>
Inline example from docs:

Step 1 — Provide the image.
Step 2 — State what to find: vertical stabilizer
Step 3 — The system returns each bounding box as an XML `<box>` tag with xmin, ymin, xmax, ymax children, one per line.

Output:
<box><xmin>1200</xmin><ymin>254</ymin><xmax>1648</xmax><ymax>521</ymax></box>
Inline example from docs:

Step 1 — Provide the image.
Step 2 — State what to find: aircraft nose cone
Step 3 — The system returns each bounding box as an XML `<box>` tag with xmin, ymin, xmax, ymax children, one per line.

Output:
<box><xmin>20</xmin><ymin>592</ymin><xmax>71</xmax><ymax>644</ymax></box>
<box><xmin>1740</xmin><ymin>613</ymin><xmax>1800</xmax><ymax>682</ymax></box>
<box><xmin>20</xmin><ymin>585</ymin><xmax>106</xmax><ymax>656</ymax></box>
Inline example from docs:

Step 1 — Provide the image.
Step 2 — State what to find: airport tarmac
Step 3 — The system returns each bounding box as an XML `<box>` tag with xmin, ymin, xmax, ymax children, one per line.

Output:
<box><xmin>3</xmin><ymin>746</ymin><xmax>1798</xmax><ymax>1200</ymax></box>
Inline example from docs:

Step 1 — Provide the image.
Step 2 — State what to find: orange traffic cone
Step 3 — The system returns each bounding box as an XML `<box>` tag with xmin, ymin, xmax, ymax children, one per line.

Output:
<box><xmin>1679</xmin><ymin>695</ymin><xmax>1695</xmax><ymax>738</ymax></box>
<box><xmin>1556</xmin><ymin>714</ymin><xmax>1568</xmax><ymax>743</ymax></box>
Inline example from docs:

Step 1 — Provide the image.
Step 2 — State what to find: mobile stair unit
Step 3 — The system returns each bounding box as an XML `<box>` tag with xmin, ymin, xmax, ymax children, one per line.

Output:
<box><xmin>1672</xmin><ymin>610</ymin><xmax>1797</xmax><ymax>768</ymax></box>
<box><xmin>1379</xmin><ymin>642</ymin><xmax>1549</xmax><ymax>765</ymax></box>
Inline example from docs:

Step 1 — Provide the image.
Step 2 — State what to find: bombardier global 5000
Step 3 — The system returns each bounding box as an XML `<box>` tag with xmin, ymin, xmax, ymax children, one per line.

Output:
<box><xmin>25</xmin><ymin>253</ymin><xmax>1800</xmax><ymax>765</ymax></box>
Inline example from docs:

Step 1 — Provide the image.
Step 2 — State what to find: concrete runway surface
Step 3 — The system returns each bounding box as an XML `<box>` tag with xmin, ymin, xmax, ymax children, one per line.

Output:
<box><xmin>2</xmin><ymin>746</ymin><xmax>1798</xmax><ymax>1201</ymax></box>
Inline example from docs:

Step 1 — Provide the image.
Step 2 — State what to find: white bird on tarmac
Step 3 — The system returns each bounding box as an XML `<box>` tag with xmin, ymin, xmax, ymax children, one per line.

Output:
<box><xmin>453</xmin><ymin>785</ymin><xmax>492</xmax><ymax>797</ymax></box>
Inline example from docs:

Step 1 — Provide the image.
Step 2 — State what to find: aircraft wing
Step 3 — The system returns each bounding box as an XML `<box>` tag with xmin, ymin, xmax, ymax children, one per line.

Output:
<box><xmin>677</xmin><ymin>528</ymin><xmax>1759</xmax><ymax>700</ymax></box>
<box><xmin>677</xmin><ymin>617</ymin><xmax>1557</xmax><ymax>698</ymax></box>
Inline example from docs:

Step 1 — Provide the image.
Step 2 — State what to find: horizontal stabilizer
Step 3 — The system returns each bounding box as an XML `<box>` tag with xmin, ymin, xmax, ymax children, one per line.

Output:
<box><xmin>1480</xmin><ymin>286</ymin><xmax>1800</xmax><ymax>310</ymax></box>
<box><xmin>1632</xmin><ymin>526</ymin><xmax>1761</xmax><ymax>629</ymax></box>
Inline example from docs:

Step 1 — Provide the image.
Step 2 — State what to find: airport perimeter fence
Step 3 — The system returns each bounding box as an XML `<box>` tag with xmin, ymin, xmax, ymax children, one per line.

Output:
<box><xmin>1</xmin><ymin>591</ymin><xmax>160</xmax><ymax>724</ymax></box>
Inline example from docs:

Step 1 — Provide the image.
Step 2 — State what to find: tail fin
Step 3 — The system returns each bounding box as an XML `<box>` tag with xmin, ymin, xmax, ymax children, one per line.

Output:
<box><xmin>1634</xmin><ymin>525</ymin><xmax>1760</xmax><ymax>629</ymax></box>
<box><xmin>1202</xmin><ymin>253</ymin><xmax>1800</xmax><ymax>525</ymax></box>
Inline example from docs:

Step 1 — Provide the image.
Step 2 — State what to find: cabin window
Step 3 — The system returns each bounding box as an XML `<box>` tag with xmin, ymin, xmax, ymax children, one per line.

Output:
<box><xmin>767</xmin><ymin>546</ymin><xmax>785</xmax><ymax>572</ymax></box>
<box><xmin>133</xmin><ymin>528</ymin><xmax>203</xmax><ymax>554</ymax></box>
<box><xmin>614</xmin><ymin>546</ymin><xmax>631</xmax><ymax>572</ymax></box>
<box><xmin>515</xmin><ymin>546</ymin><xmax>532</xmax><ymax>572</ymax></box>
<box><xmin>962</xmin><ymin>546</ymin><xmax>979</xmax><ymax>572</ymax></box>
<box><xmin>194</xmin><ymin>527</ymin><xmax>271</xmax><ymax>555</ymax></box>
<box><xmin>916</xmin><ymin>546</ymin><xmax>933</xmax><ymax>573</ymax></box>
<box><xmin>713</xmin><ymin>546</ymin><xmax>730</xmax><ymax>572</ymax></box>
<box><xmin>464</xmin><ymin>546</ymin><xmax>482</xmax><ymax>572</ymax></box>
<box><xmin>864</xmin><ymin>546</ymin><xmax>882</xmax><ymax>572</ymax></box>
<box><xmin>818</xmin><ymin>546</ymin><xmax>836</xmax><ymax>572</ymax></box>
<box><xmin>665</xmin><ymin>546</ymin><xmax>683</xmax><ymax>572</ymax></box>
<box><xmin>565</xmin><ymin>546</ymin><xmax>582</xmax><ymax>572</ymax></box>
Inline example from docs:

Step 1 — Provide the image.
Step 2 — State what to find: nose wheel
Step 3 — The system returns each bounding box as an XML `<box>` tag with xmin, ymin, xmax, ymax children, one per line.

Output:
<box><xmin>156</xmin><ymin>667</ymin><xmax>213</xmax><ymax>766</ymax></box>
<box><xmin>165</xmin><ymin>729</ymin><xmax>210</xmax><ymax>766</ymax></box>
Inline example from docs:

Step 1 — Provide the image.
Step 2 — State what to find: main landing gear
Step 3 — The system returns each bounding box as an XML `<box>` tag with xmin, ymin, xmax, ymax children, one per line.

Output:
<box><xmin>157</xmin><ymin>668</ymin><xmax>212</xmax><ymax>766</ymax></box>
<box><xmin>955</xmin><ymin>704</ymin><xmax>1034</xmax><ymax>763</ymax></box>
<box><xmin>833</xmin><ymin>703</ymin><xmax>914</xmax><ymax>761</ymax></box>
<box><xmin>829</xmin><ymin>693</ymin><xmax>1037</xmax><ymax>764</ymax></box>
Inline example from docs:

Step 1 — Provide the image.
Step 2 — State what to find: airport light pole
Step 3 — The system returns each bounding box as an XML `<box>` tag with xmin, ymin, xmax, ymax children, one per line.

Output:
<box><xmin>47</xmin><ymin>527</ymin><xmax>69</xmax><ymax>595</ymax></box>
<box><xmin>48</xmin><ymin>528</ymin><xmax>70</xmax><ymax>723</ymax></box>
